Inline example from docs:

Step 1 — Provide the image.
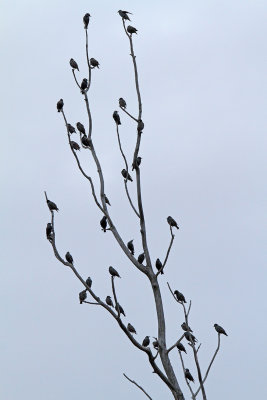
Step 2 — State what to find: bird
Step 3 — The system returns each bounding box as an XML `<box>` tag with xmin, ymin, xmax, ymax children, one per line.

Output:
<box><xmin>81</xmin><ymin>135</ymin><xmax>92</xmax><ymax>148</ymax></box>
<box><xmin>142</xmin><ymin>336</ymin><xmax>150</xmax><ymax>347</ymax></box>
<box><xmin>106</xmin><ymin>296</ymin><xmax>114</xmax><ymax>307</ymax></box>
<box><xmin>115</xmin><ymin>302</ymin><xmax>126</xmax><ymax>316</ymax></box>
<box><xmin>167</xmin><ymin>216</ymin><xmax>179</xmax><ymax>229</ymax></box>
<box><xmin>181</xmin><ymin>322</ymin><xmax>193</xmax><ymax>332</ymax></box>
<box><xmin>185</xmin><ymin>368</ymin><xmax>194</xmax><ymax>383</ymax></box>
<box><xmin>119</xmin><ymin>98</ymin><xmax>126</xmax><ymax>108</ymax></box>
<box><xmin>81</xmin><ymin>78</ymin><xmax>88</xmax><ymax>91</ymax></box>
<box><xmin>137</xmin><ymin>119</ymin><xmax>144</xmax><ymax>132</ymax></box>
<box><xmin>100</xmin><ymin>216</ymin><xmax>107</xmax><ymax>232</ymax></box>
<box><xmin>57</xmin><ymin>99</ymin><xmax>64</xmax><ymax>112</ymax></box>
<box><xmin>118</xmin><ymin>10</ymin><xmax>132</xmax><ymax>21</ymax></box>
<box><xmin>121</xmin><ymin>169</ymin><xmax>133</xmax><ymax>181</ymax></box>
<box><xmin>177</xmin><ymin>342</ymin><xmax>187</xmax><ymax>354</ymax></box>
<box><xmin>184</xmin><ymin>331</ymin><xmax>197</xmax><ymax>344</ymax></box>
<box><xmin>70</xmin><ymin>141</ymin><xmax>80</xmax><ymax>151</ymax></box>
<box><xmin>76</xmin><ymin>122</ymin><xmax>86</xmax><ymax>135</ymax></box>
<box><xmin>90</xmin><ymin>58</ymin><xmax>100</xmax><ymax>68</ymax></box>
<box><xmin>83</xmin><ymin>13</ymin><xmax>90</xmax><ymax>29</ymax></box>
<box><xmin>127</xmin><ymin>240</ymin><xmax>134</xmax><ymax>255</ymax></box>
<box><xmin>86</xmin><ymin>277</ymin><xmax>92</xmax><ymax>288</ymax></box>
<box><xmin>214</xmin><ymin>324</ymin><xmax>228</xmax><ymax>336</ymax></box>
<box><xmin>138</xmin><ymin>253</ymin><xmax>145</xmax><ymax>264</ymax></box>
<box><xmin>70</xmin><ymin>58</ymin><xmax>79</xmax><ymax>71</ymax></box>
<box><xmin>113</xmin><ymin>111</ymin><xmax>121</xmax><ymax>125</ymax></box>
<box><xmin>104</xmin><ymin>195</ymin><xmax>111</xmax><ymax>206</ymax></box>
<box><xmin>47</xmin><ymin>199</ymin><xmax>59</xmax><ymax>212</ymax></box>
<box><xmin>174</xmin><ymin>290</ymin><xmax>186</xmax><ymax>303</ymax></box>
<box><xmin>109</xmin><ymin>266</ymin><xmax>121</xmax><ymax>278</ymax></box>
<box><xmin>153</xmin><ymin>339</ymin><xmax>159</xmax><ymax>350</ymax></box>
<box><xmin>127</xmin><ymin>323</ymin><xmax>137</xmax><ymax>334</ymax></box>
<box><xmin>127</xmin><ymin>25</ymin><xmax>138</xmax><ymax>34</ymax></box>
<box><xmin>67</xmin><ymin>123</ymin><xmax>76</xmax><ymax>134</ymax></box>
<box><xmin>132</xmin><ymin>156</ymin><xmax>142</xmax><ymax>170</ymax></box>
<box><xmin>79</xmin><ymin>290</ymin><xmax>87</xmax><ymax>304</ymax></box>
<box><xmin>65</xmin><ymin>251</ymin><xmax>73</xmax><ymax>264</ymax></box>
<box><xmin>155</xmin><ymin>258</ymin><xmax>163</xmax><ymax>274</ymax></box>
<box><xmin>46</xmin><ymin>223</ymin><xmax>53</xmax><ymax>240</ymax></box>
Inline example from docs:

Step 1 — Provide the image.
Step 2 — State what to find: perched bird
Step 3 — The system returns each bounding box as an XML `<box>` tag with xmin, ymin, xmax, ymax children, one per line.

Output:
<box><xmin>70</xmin><ymin>58</ymin><xmax>79</xmax><ymax>71</ymax></box>
<box><xmin>127</xmin><ymin>240</ymin><xmax>134</xmax><ymax>255</ymax></box>
<box><xmin>174</xmin><ymin>290</ymin><xmax>186</xmax><ymax>303</ymax></box>
<box><xmin>67</xmin><ymin>123</ymin><xmax>76</xmax><ymax>134</ymax></box>
<box><xmin>185</xmin><ymin>368</ymin><xmax>194</xmax><ymax>383</ymax></box>
<box><xmin>46</xmin><ymin>223</ymin><xmax>53</xmax><ymax>240</ymax></box>
<box><xmin>118</xmin><ymin>10</ymin><xmax>132</xmax><ymax>21</ymax></box>
<box><xmin>90</xmin><ymin>58</ymin><xmax>100</xmax><ymax>68</ymax></box>
<box><xmin>155</xmin><ymin>258</ymin><xmax>164</xmax><ymax>274</ymax></box>
<box><xmin>137</xmin><ymin>119</ymin><xmax>144</xmax><ymax>132</ymax></box>
<box><xmin>167</xmin><ymin>216</ymin><xmax>179</xmax><ymax>229</ymax></box>
<box><xmin>57</xmin><ymin>99</ymin><xmax>64</xmax><ymax>112</ymax></box>
<box><xmin>181</xmin><ymin>322</ymin><xmax>193</xmax><ymax>332</ymax></box>
<box><xmin>83</xmin><ymin>13</ymin><xmax>90</xmax><ymax>29</ymax></box>
<box><xmin>127</xmin><ymin>323</ymin><xmax>137</xmax><ymax>334</ymax></box>
<box><xmin>47</xmin><ymin>199</ymin><xmax>59</xmax><ymax>212</ymax></box>
<box><xmin>214</xmin><ymin>324</ymin><xmax>228</xmax><ymax>336</ymax></box>
<box><xmin>127</xmin><ymin>25</ymin><xmax>138</xmax><ymax>34</ymax></box>
<box><xmin>184</xmin><ymin>331</ymin><xmax>197</xmax><ymax>344</ymax></box>
<box><xmin>109</xmin><ymin>266</ymin><xmax>121</xmax><ymax>278</ymax></box>
<box><xmin>65</xmin><ymin>251</ymin><xmax>73</xmax><ymax>264</ymax></box>
<box><xmin>70</xmin><ymin>141</ymin><xmax>80</xmax><ymax>151</ymax></box>
<box><xmin>86</xmin><ymin>277</ymin><xmax>92</xmax><ymax>288</ymax></box>
<box><xmin>121</xmin><ymin>169</ymin><xmax>133</xmax><ymax>181</ymax></box>
<box><xmin>76</xmin><ymin>122</ymin><xmax>86</xmax><ymax>135</ymax></box>
<box><xmin>115</xmin><ymin>302</ymin><xmax>126</xmax><ymax>316</ymax></box>
<box><xmin>81</xmin><ymin>135</ymin><xmax>91</xmax><ymax>148</ymax></box>
<box><xmin>138</xmin><ymin>252</ymin><xmax>145</xmax><ymax>264</ymax></box>
<box><xmin>153</xmin><ymin>339</ymin><xmax>159</xmax><ymax>350</ymax></box>
<box><xmin>132</xmin><ymin>156</ymin><xmax>142</xmax><ymax>170</ymax></box>
<box><xmin>142</xmin><ymin>336</ymin><xmax>150</xmax><ymax>347</ymax></box>
<box><xmin>100</xmin><ymin>216</ymin><xmax>107</xmax><ymax>232</ymax></box>
<box><xmin>177</xmin><ymin>342</ymin><xmax>187</xmax><ymax>354</ymax></box>
<box><xmin>104</xmin><ymin>195</ymin><xmax>111</xmax><ymax>206</ymax></box>
<box><xmin>113</xmin><ymin>111</ymin><xmax>121</xmax><ymax>125</ymax></box>
<box><xmin>79</xmin><ymin>290</ymin><xmax>87</xmax><ymax>304</ymax></box>
<box><xmin>106</xmin><ymin>296</ymin><xmax>114</xmax><ymax>307</ymax></box>
<box><xmin>119</xmin><ymin>97</ymin><xmax>127</xmax><ymax>108</ymax></box>
<box><xmin>81</xmin><ymin>78</ymin><xmax>88</xmax><ymax>91</ymax></box>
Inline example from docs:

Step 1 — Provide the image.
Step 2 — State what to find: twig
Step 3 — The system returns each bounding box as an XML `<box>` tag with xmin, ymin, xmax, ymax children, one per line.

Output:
<box><xmin>156</xmin><ymin>226</ymin><xmax>175</xmax><ymax>276</ymax></box>
<box><xmin>167</xmin><ymin>334</ymin><xmax>185</xmax><ymax>354</ymax></box>
<box><xmin>111</xmin><ymin>276</ymin><xmax>120</xmax><ymax>319</ymax></box>
<box><xmin>178</xmin><ymin>350</ymin><xmax>196</xmax><ymax>400</ymax></box>
<box><xmin>83</xmin><ymin>301</ymin><xmax>101</xmax><ymax>305</ymax></box>
<box><xmin>123</xmin><ymin>373</ymin><xmax>153</xmax><ymax>400</ymax></box>
<box><xmin>72</xmin><ymin>69</ymin><xmax>81</xmax><ymax>89</ymax></box>
<box><xmin>120</xmin><ymin>106</ymin><xmax>138</xmax><ymax>122</ymax></box>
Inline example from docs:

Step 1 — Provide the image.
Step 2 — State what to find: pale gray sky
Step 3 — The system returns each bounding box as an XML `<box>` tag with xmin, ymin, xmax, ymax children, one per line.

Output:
<box><xmin>1</xmin><ymin>1</ymin><xmax>266</xmax><ymax>399</ymax></box>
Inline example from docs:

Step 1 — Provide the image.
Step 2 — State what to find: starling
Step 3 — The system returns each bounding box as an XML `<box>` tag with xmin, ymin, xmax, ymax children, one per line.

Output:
<box><xmin>81</xmin><ymin>78</ymin><xmax>88</xmax><ymax>91</ymax></box>
<box><xmin>109</xmin><ymin>266</ymin><xmax>121</xmax><ymax>278</ymax></box>
<box><xmin>65</xmin><ymin>251</ymin><xmax>73</xmax><ymax>264</ymax></box>
<box><xmin>57</xmin><ymin>99</ymin><xmax>64</xmax><ymax>112</ymax></box>
<box><xmin>138</xmin><ymin>252</ymin><xmax>145</xmax><ymax>264</ymax></box>
<box><xmin>155</xmin><ymin>258</ymin><xmax>164</xmax><ymax>274</ymax></box>
<box><xmin>118</xmin><ymin>10</ymin><xmax>132</xmax><ymax>21</ymax></box>
<box><xmin>127</xmin><ymin>240</ymin><xmax>134</xmax><ymax>255</ymax></box>
<box><xmin>214</xmin><ymin>324</ymin><xmax>228</xmax><ymax>336</ymax></box>
<box><xmin>167</xmin><ymin>216</ymin><xmax>179</xmax><ymax>229</ymax></box>
<box><xmin>76</xmin><ymin>122</ymin><xmax>86</xmax><ymax>135</ymax></box>
<box><xmin>70</xmin><ymin>141</ymin><xmax>80</xmax><ymax>151</ymax></box>
<box><xmin>90</xmin><ymin>58</ymin><xmax>100</xmax><ymax>68</ymax></box>
<box><xmin>83</xmin><ymin>13</ymin><xmax>90</xmax><ymax>29</ymax></box>
<box><xmin>70</xmin><ymin>58</ymin><xmax>79</xmax><ymax>71</ymax></box>
<box><xmin>67</xmin><ymin>123</ymin><xmax>76</xmax><ymax>134</ymax></box>
<box><xmin>177</xmin><ymin>342</ymin><xmax>187</xmax><ymax>354</ymax></box>
<box><xmin>127</xmin><ymin>25</ymin><xmax>138</xmax><ymax>34</ymax></box>
<box><xmin>153</xmin><ymin>339</ymin><xmax>159</xmax><ymax>350</ymax></box>
<box><xmin>142</xmin><ymin>336</ymin><xmax>150</xmax><ymax>347</ymax></box>
<box><xmin>185</xmin><ymin>368</ymin><xmax>194</xmax><ymax>383</ymax></box>
<box><xmin>174</xmin><ymin>290</ymin><xmax>186</xmax><ymax>303</ymax></box>
<box><xmin>46</xmin><ymin>223</ymin><xmax>53</xmax><ymax>240</ymax></box>
<box><xmin>119</xmin><ymin>97</ymin><xmax>127</xmax><ymax>108</ymax></box>
<box><xmin>100</xmin><ymin>216</ymin><xmax>107</xmax><ymax>232</ymax></box>
<box><xmin>184</xmin><ymin>331</ymin><xmax>197</xmax><ymax>344</ymax></box>
<box><xmin>47</xmin><ymin>199</ymin><xmax>59</xmax><ymax>212</ymax></box>
<box><xmin>115</xmin><ymin>302</ymin><xmax>126</xmax><ymax>316</ymax></box>
<box><xmin>86</xmin><ymin>277</ymin><xmax>92</xmax><ymax>288</ymax></box>
<box><xmin>137</xmin><ymin>119</ymin><xmax>144</xmax><ymax>132</ymax></box>
<box><xmin>81</xmin><ymin>135</ymin><xmax>92</xmax><ymax>148</ymax></box>
<box><xmin>113</xmin><ymin>111</ymin><xmax>121</xmax><ymax>125</ymax></box>
<box><xmin>121</xmin><ymin>169</ymin><xmax>133</xmax><ymax>182</ymax></box>
<box><xmin>181</xmin><ymin>322</ymin><xmax>193</xmax><ymax>332</ymax></box>
<box><xmin>79</xmin><ymin>290</ymin><xmax>87</xmax><ymax>304</ymax></box>
<box><xmin>132</xmin><ymin>156</ymin><xmax>142</xmax><ymax>170</ymax></box>
<box><xmin>106</xmin><ymin>296</ymin><xmax>114</xmax><ymax>307</ymax></box>
<box><xmin>127</xmin><ymin>323</ymin><xmax>137</xmax><ymax>334</ymax></box>
<box><xmin>104</xmin><ymin>195</ymin><xmax>111</xmax><ymax>206</ymax></box>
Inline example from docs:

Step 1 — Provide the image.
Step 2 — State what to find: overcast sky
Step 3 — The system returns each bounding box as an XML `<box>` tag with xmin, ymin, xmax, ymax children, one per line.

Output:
<box><xmin>1</xmin><ymin>1</ymin><xmax>267</xmax><ymax>399</ymax></box>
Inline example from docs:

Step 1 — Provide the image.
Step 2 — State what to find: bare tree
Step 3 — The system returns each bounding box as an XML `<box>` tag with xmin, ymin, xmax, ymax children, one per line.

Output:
<box><xmin>45</xmin><ymin>11</ymin><xmax>228</xmax><ymax>400</ymax></box>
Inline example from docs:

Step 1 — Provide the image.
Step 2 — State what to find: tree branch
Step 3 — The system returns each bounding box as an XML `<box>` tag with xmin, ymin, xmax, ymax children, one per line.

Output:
<box><xmin>178</xmin><ymin>350</ymin><xmax>196</xmax><ymax>400</ymax></box>
<box><xmin>156</xmin><ymin>226</ymin><xmax>175</xmax><ymax>276</ymax></box>
<box><xmin>167</xmin><ymin>334</ymin><xmax>185</xmax><ymax>354</ymax></box>
<box><xmin>123</xmin><ymin>373</ymin><xmax>153</xmax><ymax>400</ymax></box>
<box><xmin>120</xmin><ymin>105</ymin><xmax>138</xmax><ymax>122</ymax></box>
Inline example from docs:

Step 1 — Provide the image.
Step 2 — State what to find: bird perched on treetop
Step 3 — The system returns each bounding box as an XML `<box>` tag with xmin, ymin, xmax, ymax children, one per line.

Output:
<box><xmin>132</xmin><ymin>156</ymin><xmax>142</xmax><ymax>170</ymax></box>
<box><xmin>214</xmin><ymin>324</ymin><xmax>228</xmax><ymax>336</ymax></box>
<box><xmin>81</xmin><ymin>78</ymin><xmax>88</xmax><ymax>91</ymax></box>
<box><xmin>83</xmin><ymin>13</ymin><xmax>90</xmax><ymax>29</ymax></box>
<box><xmin>138</xmin><ymin>253</ymin><xmax>145</xmax><ymax>264</ymax></box>
<box><xmin>46</xmin><ymin>223</ymin><xmax>53</xmax><ymax>240</ymax></box>
<box><xmin>70</xmin><ymin>58</ymin><xmax>79</xmax><ymax>71</ymax></box>
<box><xmin>67</xmin><ymin>124</ymin><xmax>76</xmax><ymax>134</ymax></box>
<box><xmin>76</xmin><ymin>122</ymin><xmax>86</xmax><ymax>135</ymax></box>
<box><xmin>81</xmin><ymin>135</ymin><xmax>92</xmax><ymax>148</ymax></box>
<box><xmin>100</xmin><ymin>216</ymin><xmax>107</xmax><ymax>232</ymax></box>
<box><xmin>185</xmin><ymin>368</ymin><xmax>194</xmax><ymax>383</ymax></box>
<box><xmin>174</xmin><ymin>290</ymin><xmax>186</xmax><ymax>303</ymax></box>
<box><xmin>113</xmin><ymin>111</ymin><xmax>121</xmax><ymax>125</ymax></box>
<box><xmin>109</xmin><ymin>266</ymin><xmax>121</xmax><ymax>278</ymax></box>
<box><xmin>155</xmin><ymin>258</ymin><xmax>164</xmax><ymax>274</ymax></box>
<box><xmin>106</xmin><ymin>296</ymin><xmax>114</xmax><ymax>307</ymax></box>
<box><xmin>184</xmin><ymin>331</ymin><xmax>197</xmax><ymax>344</ymax></box>
<box><xmin>121</xmin><ymin>169</ymin><xmax>133</xmax><ymax>181</ymax></box>
<box><xmin>86</xmin><ymin>277</ymin><xmax>92</xmax><ymax>288</ymax></box>
<box><xmin>127</xmin><ymin>323</ymin><xmax>137</xmax><ymax>334</ymax></box>
<box><xmin>79</xmin><ymin>290</ymin><xmax>87</xmax><ymax>304</ymax></box>
<box><xmin>177</xmin><ymin>342</ymin><xmax>187</xmax><ymax>354</ymax></box>
<box><xmin>142</xmin><ymin>336</ymin><xmax>150</xmax><ymax>347</ymax></box>
<box><xmin>57</xmin><ymin>99</ymin><xmax>64</xmax><ymax>112</ymax></box>
<box><xmin>90</xmin><ymin>58</ymin><xmax>100</xmax><ymax>68</ymax></box>
<box><xmin>118</xmin><ymin>10</ymin><xmax>132</xmax><ymax>21</ymax></box>
<box><xmin>119</xmin><ymin>98</ymin><xmax>126</xmax><ymax>108</ymax></box>
<box><xmin>127</xmin><ymin>240</ymin><xmax>134</xmax><ymax>255</ymax></box>
<box><xmin>181</xmin><ymin>322</ymin><xmax>193</xmax><ymax>332</ymax></box>
<box><xmin>65</xmin><ymin>252</ymin><xmax>73</xmax><ymax>264</ymax></box>
<box><xmin>115</xmin><ymin>302</ymin><xmax>126</xmax><ymax>316</ymax></box>
<box><xmin>47</xmin><ymin>199</ymin><xmax>59</xmax><ymax>212</ymax></box>
<box><xmin>70</xmin><ymin>141</ymin><xmax>80</xmax><ymax>151</ymax></box>
<box><xmin>167</xmin><ymin>216</ymin><xmax>179</xmax><ymax>229</ymax></box>
<box><xmin>127</xmin><ymin>25</ymin><xmax>138</xmax><ymax>34</ymax></box>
